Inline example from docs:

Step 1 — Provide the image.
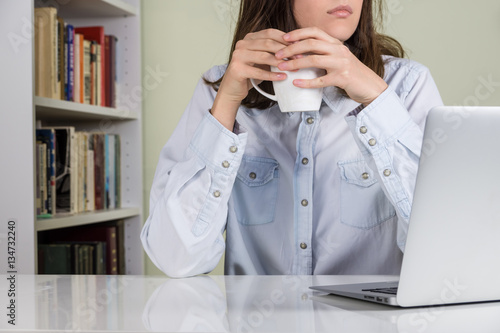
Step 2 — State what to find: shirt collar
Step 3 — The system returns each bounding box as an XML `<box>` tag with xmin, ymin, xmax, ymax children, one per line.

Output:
<box><xmin>322</xmin><ymin>85</ymin><xmax>350</xmax><ymax>114</ymax></box>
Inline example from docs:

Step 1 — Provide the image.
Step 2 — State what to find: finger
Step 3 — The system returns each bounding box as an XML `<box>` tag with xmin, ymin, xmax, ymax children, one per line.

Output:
<box><xmin>282</xmin><ymin>27</ymin><xmax>339</xmax><ymax>44</ymax></box>
<box><xmin>277</xmin><ymin>54</ymin><xmax>335</xmax><ymax>72</ymax></box>
<box><xmin>233</xmin><ymin>49</ymin><xmax>284</xmax><ymax>69</ymax></box>
<box><xmin>239</xmin><ymin>38</ymin><xmax>290</xmax><ymax>55</ymax></box>
<box><xmin>275</xmin><ymin>39</ymin><xmax>337</xmax><ymax>60</ymax></box>
<box><xmin>292</xmin><ymin>76</ymin><xmax>330</xmax><ymax>89</ymax></box>
<box><xmin>249</xmin><ymin>66</ymin><xmax>287</xmax><ymax>82</ymax></box>
<box><xmin>246</xmin><ymin>28</ymin><xmax>287</xmax><ymax>42</ymax></box>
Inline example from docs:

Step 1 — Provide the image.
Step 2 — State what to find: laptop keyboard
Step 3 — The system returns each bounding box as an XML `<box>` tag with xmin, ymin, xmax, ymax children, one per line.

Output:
<box><xmin>362</xmin><ymin>287</ymin><xmax>398</xmax><ymax>295</ymax></box>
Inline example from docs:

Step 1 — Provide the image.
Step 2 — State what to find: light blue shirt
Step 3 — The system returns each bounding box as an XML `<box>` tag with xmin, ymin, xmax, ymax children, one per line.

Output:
<box><xmin>141</xmin><ymin>56</ymin><xmax>443</xmax><ymax>277</ymax></box>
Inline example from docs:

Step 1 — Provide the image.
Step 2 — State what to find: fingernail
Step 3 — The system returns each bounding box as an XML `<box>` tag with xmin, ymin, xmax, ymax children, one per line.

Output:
<box><xmin>293</xmin><ymin>79</ymin><xmax>304</xmax><ymax>87</ymax></box>
<box><xmin>275</xmin><ymin>50</ymin><xmax>283</xmax><ymax>58</ymax></box>
<box><xmin>283</xmin><ymin>34</ymin><xmax>290</xmax><ymax>40</ymax></box>
<box><xmin>278</xmin><ymin>62</ymin><xmax>288</xmax><ymax>70</ymax></box>
<box><xmin>276</xmin><ymin>73</ymin><xmax>286</xmax><ymax>79</ymax></box>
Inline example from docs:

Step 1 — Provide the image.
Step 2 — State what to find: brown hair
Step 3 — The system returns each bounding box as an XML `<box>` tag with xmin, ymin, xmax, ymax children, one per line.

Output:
<box><xmin>206</xmin><ymin>0</ymin><xmax>405</xmax><ymax>110</ymax></box>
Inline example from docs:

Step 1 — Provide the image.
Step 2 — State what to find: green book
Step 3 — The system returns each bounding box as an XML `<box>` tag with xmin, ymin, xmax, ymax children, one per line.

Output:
<box><xmin>38</xmin><ymin>244</ymin><xmax>71</xmax><ymax>274</ymax></box>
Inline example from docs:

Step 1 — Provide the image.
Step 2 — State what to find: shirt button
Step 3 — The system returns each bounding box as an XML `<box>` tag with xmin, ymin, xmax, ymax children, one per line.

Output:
<box><xmin>306</xmin><ymin>117</ymin><xmax>314</xmax><ymax>124</ymax></box>
<box><xmin>229</xmin><ymin>146</ymin><xmax>238</xmax><ymax>153</ymax></box>
<box><xmin>249</xmin><ymin>172</ymin><xmax>257</xmax><ymax>179</ymax></box>
<box><xmin>361</xmin><ymin>172</ymin><xmax>369</xmax><ymax>180</ymax></box>
<box><xmin>213</xmin><ymin>190</ymin><xmax>221</xmax><ymax>198</ymax></box>
<box><xmin>300</xmin><ymin>242</ymin><xmax>307</xmax><ymax>249</ymax></box>
<box><xmin>301</xmin><ymin>199</ymin><xmax>308</xmax><ymax>207</ymax></box>
<box><xmin>301</xmin><ymin>157</ymin><xmax>309</xmax><ymax>165</ymax></box>
<box><xmin>359</xmin><ymin>126</ymin><xmax>367</xmax><ymax>134</ymax></box>
<box><xmin>383</xmin><ymin>169</ymin><xmax>392</xmax><ymax>177</ymax></box>
<box><xmin>222</xmin><ymin>160</ymin><xmax>230</xmax><ymax>168</ymax></box>
<box><xmin>368</xmin><ymin>138</ymin><xmax>377</xmax><ymax>146</ymax></box>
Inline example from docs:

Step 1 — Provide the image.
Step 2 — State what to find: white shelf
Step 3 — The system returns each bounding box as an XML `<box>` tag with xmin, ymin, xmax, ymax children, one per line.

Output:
<box><xmin>36</xmin><ymin>0</ymin><xmax>137</xmax><ymax>18</ymax></box>
<box><xmin>0</xmin><ymin>0</ymin><xmax>143</xmax><ymax>274</ymax></box>
<box><xmin>36</xmin><ymin>207</ymin><xmax>140</xmax><ymax>231</ymax></box>
<box><xmin>35</xmin><ymin>96</ymin><xmax>139</xmax><ymax>121</ymax></box>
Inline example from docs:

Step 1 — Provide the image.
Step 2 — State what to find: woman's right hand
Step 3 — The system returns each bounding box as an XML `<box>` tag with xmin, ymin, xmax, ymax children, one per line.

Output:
<box><xmin>211</xmin><ymin>29</ymin><xmax>289</xmax><ymax>131</ymax></box>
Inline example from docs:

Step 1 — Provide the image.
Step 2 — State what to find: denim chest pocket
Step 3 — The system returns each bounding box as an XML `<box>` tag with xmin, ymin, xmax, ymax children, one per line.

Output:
<box><xmin>232</xmin><ymin>156</ymin><xmax>279</xmax><ymax>225</ymax></box>
<box><xmin>338</xmin><ymin>159</ymin><xmax>396</xmax><ymax>229</ymax></box>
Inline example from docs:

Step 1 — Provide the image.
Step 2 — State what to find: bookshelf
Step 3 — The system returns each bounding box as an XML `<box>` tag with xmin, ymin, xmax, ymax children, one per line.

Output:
<box><xmin>0</xmin><ymin>0</ymin><xmax>143</xmax><ymax>274</ymax></box>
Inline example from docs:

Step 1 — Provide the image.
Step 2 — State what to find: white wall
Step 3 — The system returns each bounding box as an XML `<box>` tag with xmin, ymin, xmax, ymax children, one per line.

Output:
<box><xmin>141</xmin><ymin>0</ymin><xmax>500</xmax><ymax>275</ymax></box>
<box><xmin>142</xmin><ymin>0</ymin><xmax>237</xmax><ymax>275</ymax></box>
<box><xmin>384</xmin><ymin>0</ymin><xmax>500</xmax><ymax>106</ymax></box>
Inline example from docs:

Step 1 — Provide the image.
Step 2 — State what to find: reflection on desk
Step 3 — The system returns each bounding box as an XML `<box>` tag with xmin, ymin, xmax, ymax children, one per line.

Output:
<box><xmin>1</xmin><ymin>274</ymin><xmax>500</xmax><ymax>332</ymax></box>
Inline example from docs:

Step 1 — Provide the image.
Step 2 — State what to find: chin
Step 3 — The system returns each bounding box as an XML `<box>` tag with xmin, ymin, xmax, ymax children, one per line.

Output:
<box><xmin>325</xmin><ymin>27</ymin><xmax>357</xmax><ymax>43</ymax></box>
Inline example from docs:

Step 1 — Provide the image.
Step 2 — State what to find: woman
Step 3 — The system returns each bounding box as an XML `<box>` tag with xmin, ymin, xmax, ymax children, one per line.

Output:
<box><xmin>141</xmin><ymin>0</ymin><xmax>443</xmax><ymax>277</ymax></box>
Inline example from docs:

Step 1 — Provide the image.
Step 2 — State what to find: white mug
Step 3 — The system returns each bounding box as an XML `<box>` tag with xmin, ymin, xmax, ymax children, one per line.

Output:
<box><xmin>250</xmin><ymin>66</ymin><xmax>325</xmax><ymax>112</ymax></box>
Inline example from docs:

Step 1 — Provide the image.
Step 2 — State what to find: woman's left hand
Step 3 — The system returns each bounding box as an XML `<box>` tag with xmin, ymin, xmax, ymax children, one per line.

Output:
<box><xmin>274</xmin><ymin>27</ymin><xmax>388</xmax><ymax>106</ymax></box>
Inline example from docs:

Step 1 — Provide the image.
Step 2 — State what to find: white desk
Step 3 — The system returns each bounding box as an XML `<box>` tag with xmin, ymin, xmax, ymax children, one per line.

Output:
<box><xmin>1</xmin><ymin>274</ymin><xmax>499</xmax><ymax>332</ymax></box>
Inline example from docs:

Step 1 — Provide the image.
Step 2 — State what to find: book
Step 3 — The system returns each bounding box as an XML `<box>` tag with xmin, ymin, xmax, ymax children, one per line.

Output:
<box><xmin>36</xmin><ymin>142</ymin><xmax>41</xmax><ymax>216</ymax></box>
<box><xmin>106</xmin><ymin>134</ymin><xmax>115</xmax><ymax>209</ymax></box>
<box><xmin>74</xmin><ymin>33</ymin><xmax>82</xmax><ymax>103</ymax></box>
<box><xmin>47</xmin><ymin>126</ymin><xmax>76</xmax><ymax>214</ymax></box>
<box><xmin>41</xmin><ymin>224</ymin><xmax>119</xmax><ymax>275</ymax></box>
<box><xmin>104</xmin><ymin>35</ymin><xmax>117</xmax><ymax>108</ymax></box>
<box><xmin>39</xmin><ymin>241</ymin><xmax>105</xmax><ymax>275</ymax></box>
<box><xmin>86</xmin><ymin>138</ymin><xmax>95</xmax><ymax>211</ymax></box>
<box><xmin>104</xmin><ymin>220</ymin><xmax>125</xmax><ymax>274</ymax></box>
<box><xmin>74</xmin><ymin>26</ymin><xmax>106</xmax><ymax>106</ymax></box>
<box><xmin>90</xmin><ymin>41</ymin><xmax>97</xmax><ymax>105</ymax></box>
<box><xmin>36</xmin><ymin>129</ymin><xmax>56</xmax><ymax>215</ymax></box>
<box><xmin>96</xmin><ymin>43</ymin><xmax>102</xmax><ymax>106</ymax></box>
<box><xmin>65</xmin><ymin>24</ymin><xmax>74</xmax><ymax>101</ymax></box>
<box><xmin>104</xmin><ymin>134</ymin><xmax>109</xmax><ymax>209</ymax></box>
<box><xmin>38</xmin><ymin>244</ymin><xmax>72</xmax><ymax>274</ymax></box>
<box><xmin>38</xmin><ymin>143</ymin><xmax>47</xmax><ymax>215</ymax></box>
<box><xmin>114</xmin><ymin>134</ymin><xmax>121</xmax><ymax>208</ymax></box>
<box><xmin>93</xmin><ymin>133</ymin><xmax>105</xmax><ymax>210</ymax></box>
<box><xmin>57</xmin><ymin>16</ymin><xmax>65</xmax><ymax>100</ymax></box>
<box><xmin>76</xmin><ymin>132</ymin><xmax>86</xmax><ymax>212</ymax></box>
<box><xmin>34</xmin><ymin>7</ymin><xmax>59</xmax><ymax>99</ymax></box>
<box><xmin>83</xmin><ymin>40</ymin><xmax>91</xmax><ymax>104</ymax></box>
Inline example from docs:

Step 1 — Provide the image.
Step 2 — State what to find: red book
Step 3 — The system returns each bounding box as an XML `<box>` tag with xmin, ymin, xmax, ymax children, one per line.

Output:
<box><xmin>104</xmin><ymin>35</ymin><xmax>117</xmax><ymax>108</ymax></box>
<box><xmin>74</xmin><ymin>26</ymin><xmax>106</xmax><ymax>107</ymax></box>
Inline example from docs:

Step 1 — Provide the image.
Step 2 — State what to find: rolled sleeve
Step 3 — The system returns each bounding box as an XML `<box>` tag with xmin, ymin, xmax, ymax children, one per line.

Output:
<box><xmin>189</xmin><ymin>112</ymin><xmax>247</xmax><ymax>176</ymax></box>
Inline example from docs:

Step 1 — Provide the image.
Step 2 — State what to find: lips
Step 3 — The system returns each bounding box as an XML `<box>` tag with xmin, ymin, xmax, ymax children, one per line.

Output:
<box><xmin>327</xmin><ymin>5</ymin><xmax>353</xmax><ymax>17</ymax></box>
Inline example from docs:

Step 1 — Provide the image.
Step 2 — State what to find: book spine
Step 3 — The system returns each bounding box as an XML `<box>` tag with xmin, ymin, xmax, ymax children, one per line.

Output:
<box><xmin>50</xmin><ymin>9</ymin><xmax>58</xmax><ymax>99</ymax></box>
<box><xmin>40</xmin><ymin>143</ymin><xmax>47</xmax><ymax>215</ymax></box>
<box><xmin>57</xmin><ymin>17</ymin><xmax>64</xmax><ymax>100</ymax></box>
<box><xmin>83</xmin><ymin>40</ymin><xmax>91</xmax><ymax>104</ymax></box>
<box><xmin>87</xmin><ymin>146</ymin><xmax>95</xmax><ymax>212</ymax></box>
<box><xmin>65</xmin><ymin>25</ymin><xmax>74</xmax><ymax>101</ymax></box>
<box><xmin>69</xmin><ymin>128</ymin><xmax>77</xmax><ymax>214</ymax></box>
<box><xmin>93</xmin><ymin>134</ymin><xmax>104</xmax><ymax>210</ymax></box>
<box><xmin>104</xmin><ymin>36</ymin><xmax>110</xmax><ymax>107</ymax></box>
<box><xmin>57</xmin><ymin>17</ymin><xmax>66</xmax><ymax>100</ymax></box>
<box><xmin>79</xmin><ymin>35</ymin><xmax>84</xmax><ymax>103</ymax></box>
<box><xmin>90</xmin><ymin>41</ymin><xmax>97</xmax><ymax>105</ymax></box>
<box><xmin>104</xmin><ymin>134</ymin><xmax>109</xmax><ymax>209</ymax></box>
<box><xmin>110</xmin><ymin>36</ymin><xmax>117</xmax><ymax>108</ymax></box>
<box><xmin>114</xmin><ymin>134</ymin><xmax>121</xmax><ymax>208</ymax></box>
<box><xmin>36</xmin><ymin>143</ymin><xmax>41</xmax><ymax>216</ymax></box>
<box><xmin>108</xmin><ymin>134</ymin><xmax>115</xmax><ymax>209</ymax></box>
<box><xmin>73</xmin><ymin>34</ymin><xmax>80</xmax><ymax>103</ymax></box>
<box><xmin>49</xmin><ymin>130</ymin><xmax>56</xmax><ymax>215</ymax></box>
<box><xmin>96</xmin><ymin>44</ymin><xmax>101</xmax><ymax>106</ymax></box>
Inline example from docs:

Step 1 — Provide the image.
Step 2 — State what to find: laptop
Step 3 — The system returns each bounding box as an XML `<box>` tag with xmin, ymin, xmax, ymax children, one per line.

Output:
<box><xmin>310</xmin><ymin>106</ymin><xmax>500</xmax><ymax>307</ymax></box>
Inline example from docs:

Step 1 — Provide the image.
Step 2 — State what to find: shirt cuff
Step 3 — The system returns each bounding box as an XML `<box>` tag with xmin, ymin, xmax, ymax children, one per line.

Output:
<box><xmin>344</xmin><ymin>86</ymin><xmax>414</xmax><ymax>155</ymax></box>
<box><xmin>189</xmin><ymin>112</ymin><xmax>247</xmax><ymax>175</ymax></box>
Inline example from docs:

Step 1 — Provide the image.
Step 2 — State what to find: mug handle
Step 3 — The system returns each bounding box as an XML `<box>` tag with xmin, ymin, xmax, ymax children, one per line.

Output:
<box><xmin>250</xmin><ymin>78</ymin><xmax>277</xmax><ymax>101</ymax></box>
